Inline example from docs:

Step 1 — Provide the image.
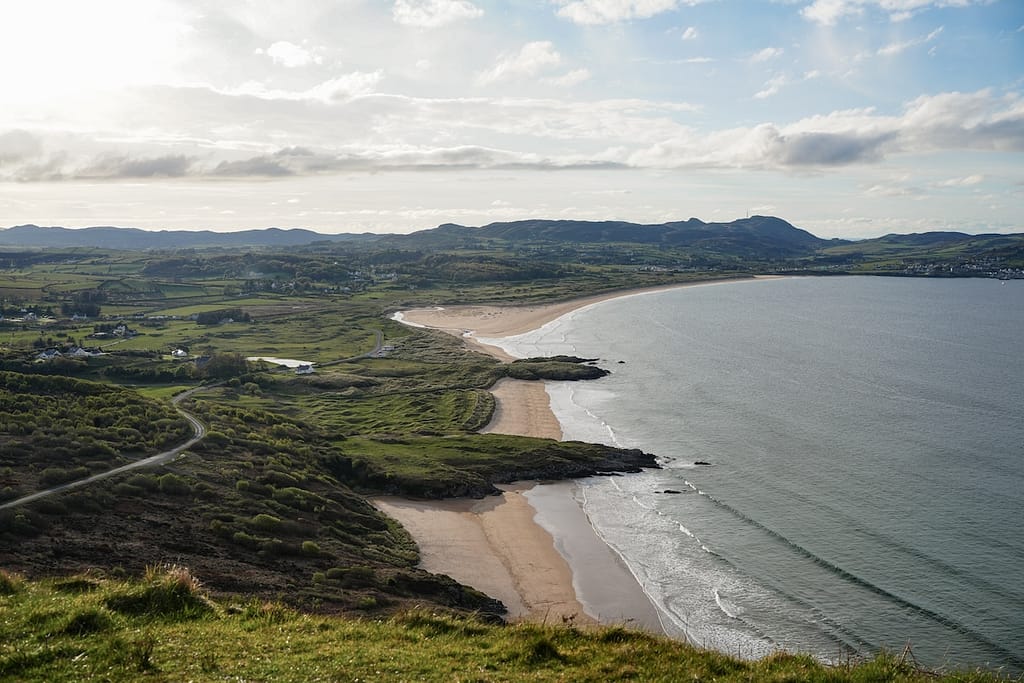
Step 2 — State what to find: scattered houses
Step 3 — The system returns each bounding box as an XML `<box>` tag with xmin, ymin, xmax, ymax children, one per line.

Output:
<box><xmin>36</xmin><ymin>346</ymin><xmax>100</xmax><ymax>361</ymax></box>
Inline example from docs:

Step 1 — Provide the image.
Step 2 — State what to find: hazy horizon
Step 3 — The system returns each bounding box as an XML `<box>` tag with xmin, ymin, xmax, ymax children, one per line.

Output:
<box><xmin>1</xmin><ymin>1</ymin><xmax>1021</xmax><ymax>238</ymax></box>
<box><xmin>1</xmin><ymin>213</ymin><xmax>1016</xmax><ymax>241</ymax></box>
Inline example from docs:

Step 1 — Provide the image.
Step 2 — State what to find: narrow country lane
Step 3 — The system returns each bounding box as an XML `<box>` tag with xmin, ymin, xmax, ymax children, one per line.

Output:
<box><xmin>0</xmin><ymin>385</ymin><xmax>210</xmax><ymax>512</ymax></box>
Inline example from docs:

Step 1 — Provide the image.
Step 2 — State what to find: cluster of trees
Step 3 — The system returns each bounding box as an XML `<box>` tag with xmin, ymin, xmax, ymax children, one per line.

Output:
<box><xmin>59</xmin><ymin>288</ymin><xmax>106</xmax><ymax>318</ymax></box>
<box><xmin>194</xmin><ymin>308</ymin><xmax>251</xmax><ymax>325</ymax></box>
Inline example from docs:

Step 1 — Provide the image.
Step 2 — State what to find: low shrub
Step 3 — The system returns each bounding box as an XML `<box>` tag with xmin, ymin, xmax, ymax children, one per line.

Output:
<box><xmin>250</xmin><ymin>514</ymin><xmax>282</xmax><ymax>532</ymax></box>
<box><xmin>60</xmin><ymin>607</ymin><xmax>115</xmax><ymax>636</ymax></box>
<box><xmin>157</xmin><ymin>473</ymin><xmax>191</xmax><ymax>496</ymax></box>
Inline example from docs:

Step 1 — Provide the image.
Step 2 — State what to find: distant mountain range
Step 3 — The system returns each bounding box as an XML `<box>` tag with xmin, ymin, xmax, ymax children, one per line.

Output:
<box><xmin>0</xmin><ymin>225</ymin><xmax>369</xmax><ymax>249</ymax></box>
<box><xmin>0</xmin><ymin>218</ymin><xmax>1019</xmax><ymax>261</ymax></box>
<box><xmin>417</xmin><ymin>216</ymin><xmax>839</xmax><ymax>257</ymax></box>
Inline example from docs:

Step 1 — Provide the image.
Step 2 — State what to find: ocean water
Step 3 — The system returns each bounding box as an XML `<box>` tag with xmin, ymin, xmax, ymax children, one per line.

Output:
<box><xmin>481</xmin><ymin>276</ymin><xmax>1024</xmax><ymax>673</ymax></box>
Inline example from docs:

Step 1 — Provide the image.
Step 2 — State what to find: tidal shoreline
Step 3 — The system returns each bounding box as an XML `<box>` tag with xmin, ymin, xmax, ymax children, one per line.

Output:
<box><xmin>383</xmin><ymin>277</ymin><xmax>772</xmax><ymax>631</ymax></box>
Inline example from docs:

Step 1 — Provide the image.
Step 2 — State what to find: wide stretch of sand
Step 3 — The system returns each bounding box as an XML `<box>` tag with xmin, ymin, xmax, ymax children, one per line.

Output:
<box><xmin>380</xmin><ymin>278</ymin><xmax>764</xmax><ymax>631</ymax></box>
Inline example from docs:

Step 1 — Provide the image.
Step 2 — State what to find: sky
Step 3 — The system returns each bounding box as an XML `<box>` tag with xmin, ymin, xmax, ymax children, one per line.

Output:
<box><xmin>0</xmin><ymin>0</ymin><xmax>1022</xmax><ymax>238</ymax></box>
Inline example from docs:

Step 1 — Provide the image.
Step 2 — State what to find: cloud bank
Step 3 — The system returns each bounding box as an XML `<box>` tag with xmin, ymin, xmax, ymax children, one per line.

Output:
<box><xmin>3</xmin><ymin>88</ymin><xmax>1019</xmax><ymax>182</ymax></box>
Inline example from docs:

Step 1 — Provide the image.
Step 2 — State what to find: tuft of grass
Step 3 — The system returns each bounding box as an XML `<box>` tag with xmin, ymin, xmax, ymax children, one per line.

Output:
<box><xmin>128</xmin><ymin>631</ymin><xmax>158</xmax><ymax>672</ymax></box>
<box><xmin>104</xmin><ymin>564</ymin><xmax>212</xmax><ymax>619</ymax></box>
<box><xmin>240</xmin><ymin>599</ymin><xmax>291</xmax><ymax>625</ymax></box>
<box><xmin>0</xmin><ymin>569</ymin><xmax>24</xmax><ymax>595</ymax></box>
<box><xmin>146</xmin><ymin>563</ymin><xmax>202</xmax><ymax>594</ymax></box>
<box><xmin>522</xmin><ymin>634</ymin><xmax>565</xmax><ymax>665</ymax></box>
<box><xmin>52</xmin><ymin>577</ymin><xmax>100</xmax><ymax>594</ymax></box>
<box><xmin>59</xmin><ymin>607</ymin><xmax>115</xmax><ymax>636</ymax></box>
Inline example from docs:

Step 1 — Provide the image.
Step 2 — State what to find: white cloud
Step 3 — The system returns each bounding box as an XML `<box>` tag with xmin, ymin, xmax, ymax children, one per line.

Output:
<box><xmin>543</xmin><ymin>68</ymin><xmax>592</xmax><ymax>87</ymax></box>
<box><xmin>749</xmin><ymin>47</ymin><xmax>784</xmax><ymax>63</ymax></box>
<box><xmin>629</xmin><ymin>89</ymin><xmax>1024</xmax><ymax>170</ymax></box>
<box><xmin>230</xmin><ymin>72</ymin><xmax>384</xmax><ymax>102</ymax></box>
<box><xmin>877</xmin><ymin>26</ymin><xmax>943</xmax><ymax>57</ymax></box>
<box><xmin>477</xmin><ymin>42</ymin><xmax>562</xmax><ymax>85</ymax></box>
<box><xmin>0</xmin><ymin>130</ymin><xmax>42</xmax><ymax>164</ymax></box>
<box><xmin>801</xmin><ymin>0</ymin><xmax>861</xmax><ymax>25</ymax></box>
<box><xmin>392</xmin><ymin>0</ymin><xmax>483</xmax><ymax>27</ymax></box>
<box><xmin>755</xmin><ymin>75</ymin><xmax>789</xmax><ymax>99</ymax></box>
<box><xmin>554</xmin><ymin>0</ymin><xmax>681</xmax><ymax>25</ymax></box>
<box><xmin>261</xmin><ymin>41</ymin><xmax>322</xmax><ymax>68</ymax></box>
<box><xmin>937</xmin><ymin>174</ymin><xmax>984</xmax><ymax>187</ymax></box>
<box><xmin>802</xmin><ymin>1</ymin><xmax>987</xmax><ymax>26</ymax></box>
<box><xmin>682</xmin><ymin>26</ymin><xmax>699</xmax><ymax>40</ymax></box>
<box><xmin>864</xmin><ymin>182</ymin><xmax>925</xmax><ymax>198</ymax></box>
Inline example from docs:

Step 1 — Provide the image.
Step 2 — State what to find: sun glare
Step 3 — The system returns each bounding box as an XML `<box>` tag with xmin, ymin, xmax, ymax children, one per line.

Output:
<box><xmin>0</xmin><ymin>1</ymin><xmax>190</xmax><ymax>100</ymax></box>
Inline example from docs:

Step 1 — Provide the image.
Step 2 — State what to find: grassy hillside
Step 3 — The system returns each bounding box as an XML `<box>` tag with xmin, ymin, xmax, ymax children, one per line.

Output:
<box><xmin>1</xmin><ymin>327</ymin><xmax>654</xmax><ymax>618</ymax></box>
<box><xmin>0</xmin><ymin>567</ymin><xmax>1009</xmax><ymax>682</ymax></box>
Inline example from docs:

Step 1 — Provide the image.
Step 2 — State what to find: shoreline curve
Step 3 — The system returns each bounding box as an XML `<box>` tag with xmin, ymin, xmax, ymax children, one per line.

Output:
<box><xmin>382</xmin><ymin>276</ymin><xmax>776</xmax><ymax>631</ymax></box>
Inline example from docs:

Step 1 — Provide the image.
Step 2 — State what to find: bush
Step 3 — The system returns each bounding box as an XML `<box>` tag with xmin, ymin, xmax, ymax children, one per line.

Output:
<box><xmin>124</xmin><ymin>473</ymin><xmax>159</xmax><ymax>491</ymax></box>
<box><xmin>250</xmin><ymin>514</ymin><xmax>282</xmax><ymax>532</ymax></box>
<box><xmin>39</xmin><ymin>466</ymin><xmax>91</xmax><ymax>486</ymax></box>
<box><xmin>325</xmin><ymin>565</ymin><xmax>376</xmax><ymax>588</ymax></box>
<box><xmin>232</xmin><ymin>531</ymin><xmax>260</xmax><ymax>549</ymax></box>
<box><xmin>301</xmin><ymin>540</ymin><xmax>321</xmax><ymax>557</ymax></box>
<box><xmin>157</xmin><ymin>473</ymin><xmax>191</xmax><ymax>496</ymax></box>
<box><xmin>113</xmin><ymin>483</ymin><xmax>145</xmax><ymax>497</ymax></box>
<box><xmin>260</xmin><ymin>470</ymin><xmax>298</xmax><ymax>487</ymax></box>
<box><xmin>272</xmin><ymin>486</ymin><xmax>324</xmax><ymax>511</ymax></box>
<box><xmin>355</xmin><ymin>595</ymin><xmax>378</xmax><ymax>610</ymax></box>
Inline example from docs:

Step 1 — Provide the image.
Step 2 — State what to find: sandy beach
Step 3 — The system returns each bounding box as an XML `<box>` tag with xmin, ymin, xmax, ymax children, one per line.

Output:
<box><xmin>380</xmin><ymin>278</ymin><xmax>761</xmax><ymax>631</ymax></box>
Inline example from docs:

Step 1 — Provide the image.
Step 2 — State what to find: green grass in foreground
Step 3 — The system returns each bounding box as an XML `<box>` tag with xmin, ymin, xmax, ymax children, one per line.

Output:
<box><xmin>0</xmin><ymin>567</ymin><xmax>1012</xmax><ymax>683</ymax></box>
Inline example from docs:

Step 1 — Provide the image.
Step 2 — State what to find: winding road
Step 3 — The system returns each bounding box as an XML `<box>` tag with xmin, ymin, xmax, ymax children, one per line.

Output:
<box><xmin>0</xmin><ymin>385</ymin><xmax>210</xmax><ymax>512</ymax></box>
<box><xmin>1</xmin><ymin>328</ymin><xmax>386</xmax><ymax>512</ymax></box>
